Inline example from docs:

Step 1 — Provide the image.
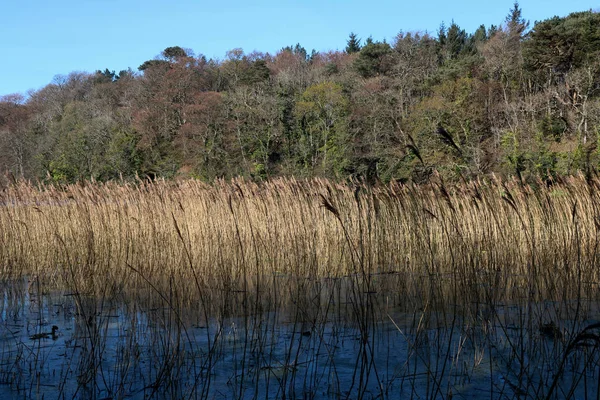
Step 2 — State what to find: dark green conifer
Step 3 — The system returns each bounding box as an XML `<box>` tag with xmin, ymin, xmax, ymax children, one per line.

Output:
<box><xmin>346</xmin><ymin>32</ymin><xmax>362</xmax><ymax>54</ymax></box>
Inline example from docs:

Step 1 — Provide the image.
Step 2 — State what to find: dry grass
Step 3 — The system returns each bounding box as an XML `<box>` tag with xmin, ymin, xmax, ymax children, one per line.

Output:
<box><xmin>1</xmin><ymin>174</ymin><xmax>600</xmax><ymax>398</ymax></box>
<box><xmin>0</xmin><ymin>174</ymin><xmax>599</xmax><ymax>304</ymax></box>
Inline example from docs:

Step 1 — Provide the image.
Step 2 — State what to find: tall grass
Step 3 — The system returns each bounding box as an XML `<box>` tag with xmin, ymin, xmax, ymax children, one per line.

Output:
<box><xmin>0</xmin><ymin>174</ymin><xmax>599</xmax><ymax>398</ymax></box>
<box><xmin>1</xmin><ymin>175</ymin><xmax>598</xmax><ymax>302</ymax></box>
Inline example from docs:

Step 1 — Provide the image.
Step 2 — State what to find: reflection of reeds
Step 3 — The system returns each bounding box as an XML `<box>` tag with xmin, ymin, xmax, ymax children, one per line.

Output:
<box><xmin>0</xmin><ymin>174</ymin><xmax>599</xmax><ymax>397</ymax></box>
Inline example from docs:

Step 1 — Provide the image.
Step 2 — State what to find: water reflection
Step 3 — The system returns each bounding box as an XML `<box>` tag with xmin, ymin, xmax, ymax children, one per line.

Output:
<box><xmin>0</xmin><ymin>275</ymin><xmax>597</xmax><ymax>399</ymax></box>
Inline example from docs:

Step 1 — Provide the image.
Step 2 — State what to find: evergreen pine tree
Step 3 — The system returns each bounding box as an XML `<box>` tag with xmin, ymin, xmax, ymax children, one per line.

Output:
<box><xmin>506</xmin><ymin>2</ymin><xmax>528</xmax><ymax>39</ymax></box>
<box><xmin>346</xmin><ymin>32</ymin><xmax>362</xmax><ymax>54</ymax></box>
<box><xmin>472</xmin><ymin>24</ymin><xmax>488</xmax><ymax>43</ymax></box>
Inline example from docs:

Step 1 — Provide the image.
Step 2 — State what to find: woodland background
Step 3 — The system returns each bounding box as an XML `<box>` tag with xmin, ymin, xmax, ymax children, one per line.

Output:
<box><xmin>1</xmin><ymin>4</ymin><xmax>599</xmax><ymax>184</ymax></box>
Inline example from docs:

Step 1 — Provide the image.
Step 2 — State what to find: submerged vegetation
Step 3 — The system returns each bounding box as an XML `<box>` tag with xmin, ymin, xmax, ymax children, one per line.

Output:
<box><xmin>0</xmin><ymin>175</ymin><xmax>599</xmax><ymax>398</ymax></box>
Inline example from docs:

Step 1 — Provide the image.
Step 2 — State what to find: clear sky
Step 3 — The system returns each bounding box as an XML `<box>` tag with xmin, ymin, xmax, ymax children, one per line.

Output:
<box><xmin>0</xmin><ymin>0</ymin><xmax>596</xmax><ymax>96</ymax></box>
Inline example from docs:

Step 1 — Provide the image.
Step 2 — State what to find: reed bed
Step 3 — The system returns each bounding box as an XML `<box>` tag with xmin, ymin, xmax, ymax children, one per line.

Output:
<box><xmin>0</xmin><ymin>175</ymin><xmax>598</xmax><ymax>302</ymax></box>
<box><xmin>0</xmin><ymin>174</ymin><xmax>599</xmax><ymax>398</ymax></box>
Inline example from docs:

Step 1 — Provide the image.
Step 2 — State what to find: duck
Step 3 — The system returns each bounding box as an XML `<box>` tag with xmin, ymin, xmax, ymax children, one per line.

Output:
<box><xmin>29</xmin><ymin>325</ymin><xmax>59</xmax><ymax>340</ymax></box>
<box><xmin>539</xmin><ymin>321</ymin><xmax>562</xmax><ymax>340</ymax></box>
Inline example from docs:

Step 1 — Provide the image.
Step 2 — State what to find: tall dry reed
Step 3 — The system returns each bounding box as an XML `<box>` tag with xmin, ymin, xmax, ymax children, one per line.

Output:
<box><xmin>2</xmin><ymin>174</ymin><xmax>600</xmax><ymax>398</ymax></box>
<box><xmin>0</xmin><ymin>175</ymin><xmax>599</xmax><ymax>307</ymax></box>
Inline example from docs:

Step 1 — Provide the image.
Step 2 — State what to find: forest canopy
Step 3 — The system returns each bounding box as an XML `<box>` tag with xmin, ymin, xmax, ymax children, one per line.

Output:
<box><xmin>1</xmin><ymin>5</ymin><xmax>599</xmax><ymax>184</ymax></box>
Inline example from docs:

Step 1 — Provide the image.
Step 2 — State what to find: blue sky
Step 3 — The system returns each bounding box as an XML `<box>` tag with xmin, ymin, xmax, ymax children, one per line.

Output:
<box><xmin>0</xmin><ymin>0</ymin><xmax>596</xmax><ymax>96</ymax></box>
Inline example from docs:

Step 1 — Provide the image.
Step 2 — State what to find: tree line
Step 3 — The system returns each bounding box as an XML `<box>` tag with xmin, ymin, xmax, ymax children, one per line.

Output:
<box><xmin>1</xmin><ymin>4</ymin><xmax>599</xmax><ymax>184</ymax></box>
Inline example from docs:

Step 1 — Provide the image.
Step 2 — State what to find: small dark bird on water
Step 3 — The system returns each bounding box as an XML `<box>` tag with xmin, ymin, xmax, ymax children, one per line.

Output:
<box><xmin>539</xmin><ymin>321</ymin><xmax>562</xmax><ymax>340</ymax></box>
<box><xmin>30</xmin><ymin>325</ymin><xmax>59</xmax><ymax>340</ymax></box>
